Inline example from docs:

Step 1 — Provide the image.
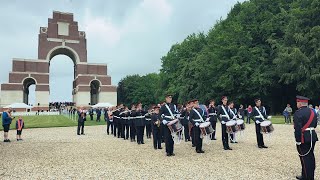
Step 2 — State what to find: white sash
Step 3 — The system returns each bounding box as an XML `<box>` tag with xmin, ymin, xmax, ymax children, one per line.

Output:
<box><xmin>254</xmin><ymin>106</ymin><xmax>265</xmax><ymax>120</ymax></box>
<box><xmin>221</xmin><ymin>105</ymin><xmax>230</xmax><ymax>120</ymax></box>
<box><xmin>165</xmin><ymin>104</ymin><xmax>175</xmax><ymax>119</ymax></box>
<box><xmin>230</xmin><ymin>108</ymin><xmax>237</xmax><ymax>119</ymax></box>
<box><xmin>193</xmin><ymin>108</ymin><xmax>204</xmax><ymax>123</ymax></box>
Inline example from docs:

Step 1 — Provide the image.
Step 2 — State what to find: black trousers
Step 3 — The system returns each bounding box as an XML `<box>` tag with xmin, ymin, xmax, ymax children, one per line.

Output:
<box><xmin>210</xmin><ymin>120</ymin><xmax>217</xmax><ymax>139</ymax></box>
<box><xmin>96</xmin><ymin>115</ymin><xmax>101</xmax><ymax>122</ymax></box>
<box><xmin>152</xmin><ymin>128</ymin><xmax>162</xmax><ymax>149</ymax></box>
<box><xmin>90</xmin><ymin>114</ymin><xmax>93</xmax><ymax>121</ymax></box>
<box><xmin>191</xmin><ymin>127</ymin><xmax>195</xmax><ymax>146</ymax></box>
<box><xmin>117</xmin><ymin>122</ymin><xmax>122</xmax><ymax>138</ymax></box>
<box><xmin>136</xmin><ymin>126</ymin><xmax>144</xmax><ymax>143</ymax></box>
<box><xmin>246</xmin><ymin>114</ymin><xmax>251</xmax><ymax>124</ymax></box>
<box><xmin>194</xmin><ymin>126</ymin><xmax>203</xmax><ymax>151</ymax></box>
<box><xmin>297</xmin><ymin>142</ymin><xmax>316</xmax><ymax>180</ymax></box>
<box><xmin>106</xmin><ymin>121</ymin><xmax>113</xmax><ymax>134</ymax></box>
<box><xmin>183</xmin><ymin>124</ymin><xmax>190</xmax><ymax>140</ymax></box>
<box><xmin>122</xmin><ymin>124</ymin><xmax>129</xmax><ymax>139</ymax></box>
<box><xmin>113</xmin><ymin>120</ymin><xmax>118</xmax><ymax>137</ymax></box>
<box><xmin>164</xmin><ymin>125</ymin><xmax>174</xmax><ymax>154</ymax></box>
<box><xmin>230</xmin><ymin>133</ymin><xmax>235</xmax><ymax>142</ymax></box>
<box><xmin>221</xmin><ymin>124</ymin><xmax>229</xmax><ymax>148</ymax></box>
<box><xmin>130</xmin><ymin>123</ymin><xmax>136</xmax><ymax>140</ymax></box>
<box><xmin>146</xmin><ymin>124</ymin><xmax>152</xmax><ymax>138</ymax></box>
<box><xmin>255</xmin><ymin>123</ymin><xmax>264</xmax><ymax>146</ymax></box>
<box><xmin>77</xmin><ymin>121</ymin><xmax>84</xmax><ymax>134</ymax></box>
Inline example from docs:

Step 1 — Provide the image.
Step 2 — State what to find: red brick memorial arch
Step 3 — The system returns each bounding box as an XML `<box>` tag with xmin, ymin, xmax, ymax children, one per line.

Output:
<box><xmin>0</xmin><ymin>11</ymin><xmax>117</xmax><ymax>110</ymax></box>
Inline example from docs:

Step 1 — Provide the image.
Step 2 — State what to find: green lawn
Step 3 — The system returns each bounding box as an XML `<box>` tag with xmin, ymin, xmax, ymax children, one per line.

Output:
<box><xmin>0</xmin><ymin>115</ymin><xmax>288</xmax><ymax>131</ymax></box>
<box><xmin>0</xmin><ymin>115</ymin><xmax>107</xmax><ymax>131</ymax></box>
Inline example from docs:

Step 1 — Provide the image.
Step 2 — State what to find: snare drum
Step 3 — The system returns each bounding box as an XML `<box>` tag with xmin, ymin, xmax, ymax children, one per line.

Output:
<box><xmin>199</xmin><ymin>122</ymin><xmax>214</xmax><ymax>136</ymax></box>
<box><xmin>260</xmin><ymin>120</ymin><xmax>274</xmax><ymax>134</ymax></box>
<box><xmin>226</xmin><ymin>120</ymin><xmax>238</xmax><ymax>134</ymax></box>
<box><xmin>236</xmin><ymin>119</ymin><xmax>245</xmax><ymax>131</ymax></box>
<box><xmin>167</xmin><ymin>119</ymin><xmax>183</xmax><ymax>133</ymax></box>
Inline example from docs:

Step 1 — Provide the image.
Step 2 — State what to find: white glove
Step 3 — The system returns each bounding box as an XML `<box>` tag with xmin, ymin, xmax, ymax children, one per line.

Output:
<box><xmin>162</xmin><ymin>120</ymin><xmax>168</xmax><ymax>125</ymax></box>
<box><xmin>195</xmin><ymin>122</ymin><xmax>200</xmax><ymax>127</ymax></box>
<box><xmin>221</xmin><ymin>121</ymin><xmax>226</xmax><ymax>124</ymax></box>
<box><xmin>267</xmin><ymin>116</ymin><xmax>272</xmax><ymax>120</ymax></box>
<box><xmin>206</xmin><ymin>118</ymin><xmax>210</xmax><ymax>122</ymax></box>
<box><xmin>296</xmin><ymin>142</ymin><xmax>301</xmax><ymax>145</ymax></box>
<box><xmin>255</xmin><ymin>120</ymin><xmax>260</xmax><ymax>124</ymax></box>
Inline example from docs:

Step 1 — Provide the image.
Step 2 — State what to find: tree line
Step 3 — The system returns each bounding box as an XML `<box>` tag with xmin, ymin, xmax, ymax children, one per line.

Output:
<box><xmin>117</xmin><ymin>0</ymin><xmax>320</xmax><ymax>114</ymax></box>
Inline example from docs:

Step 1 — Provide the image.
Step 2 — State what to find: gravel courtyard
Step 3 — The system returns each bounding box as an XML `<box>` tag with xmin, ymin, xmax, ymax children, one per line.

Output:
<box><xmin>0</xmin><ymin>124</ymin><xmax>319</xmax><ymax>180</ymax></box>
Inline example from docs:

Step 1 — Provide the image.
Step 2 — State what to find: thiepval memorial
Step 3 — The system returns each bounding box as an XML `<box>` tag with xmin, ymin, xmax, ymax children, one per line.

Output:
<box><xmin>0</xmin><ymin>11</ymin><xmax>117</xmax><ymax>110</ymax></box>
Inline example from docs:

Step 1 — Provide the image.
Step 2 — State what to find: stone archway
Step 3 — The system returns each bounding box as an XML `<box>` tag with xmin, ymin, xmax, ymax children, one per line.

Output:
<box><xmin>0</xmin><ymin>11</ymin><xmax>117</xmax><ymax>110</ymax></box>
<box><xmin>22</xmin><ymin>77</ymin><xmax>37</xmax><ymax>105</ymax></box>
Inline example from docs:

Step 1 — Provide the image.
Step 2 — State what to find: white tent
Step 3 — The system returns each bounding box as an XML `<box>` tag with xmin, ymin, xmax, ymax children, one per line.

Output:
<box><xmin>4</xmin><ymin>103</ymin><xmax>33</xmax><ymax>109</ymax></box>
<box><xmin>91</xmin><ymin>102</ymin><xmax>114</xmax><ymax>108</ymax></box>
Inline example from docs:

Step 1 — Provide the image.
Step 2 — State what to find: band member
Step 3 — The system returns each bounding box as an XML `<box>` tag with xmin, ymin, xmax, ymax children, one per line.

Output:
<box><xmin>2</xmin><ymin>108</ymin><xmax>13</xmax><ymax>142</ymax></box>
<box><xmin>129</xmin><ymin>104</ymin><xmax>137</xmax><ymax>142</ymax></box>
<box><xmin>145</xmin><ymin>108</ymin><xmax>152</xmax><ymax>139</ymax></box>
<box><xmin>160</xmin><ymin>94</ymin><xmax>178</xmax><ymax>156</ymax></box>
<box><xmin>217</xmin><ymin>96</ymin><xmax>233</xmax><ymax>150</ymax></box>
<box><xmin>112</xmin><ymin>106</ymin><xmax>119</xmax><ymax>137</ymax></box>
<box><xmin>294</xmin><ymin>96</ymin><xmax>318</xmax><ymax>180</ymax></box>
<box><xmin>134</xmin><ymin>103</ymin><xmax>146</xmax><ymax>144</ymax></box>
<box><xmin>120</xmin><ymin>106</ymin><xmax>130</xmax><ymax>140</ymax></box>
<box><xmin>113</xmin><ymin>104</ymin><xmax>123</xmax><ymax>138</ymax></box>
<box><xmin>252</xmin><ymin>98</ymin><xmax>268</xmax><ymax>148</ymax></box>
<box><xmin>208</xmin><ymin>100</ymin><xmax>217</xmax><ymax>140</ymax></box>
<box><xmin>96</xmin><ymin>108</ymin><xmax>101</xmax><ymax>122</ymax></box>
<box><xmin>89</xmin><ymin>108</ymin><xmax>94</xmax><ymax>121</ymax></box>
<box><xmin>180</xmin><ymin>104</ymin><xmax>190</xmax><ymax>142</ymax></box>
<box><xmin>151</xmin><ymin>106</ymin><xmax>162</xmax><ymax>150</ymax></box>
<box><xmin>189</xmin><ymin>99</ymin><xmax>205</xmax><ymax>153</ymax></box>
<box><xmin>77</xmin><ymin>106</ymin><xmax>86</xmax><ymax>135</ymax></box>
<box><xmin>229</xmin><ymin>101</ymin><xmax>238</xmax><ymax>143</ymax></box>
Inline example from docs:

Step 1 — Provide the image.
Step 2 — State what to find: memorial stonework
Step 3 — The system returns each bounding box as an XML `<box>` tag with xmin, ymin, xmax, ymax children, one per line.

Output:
<box><xmin>0</xmin><ymin>11</ymin><xmax>117</xmax><ymax>110</ymax></box>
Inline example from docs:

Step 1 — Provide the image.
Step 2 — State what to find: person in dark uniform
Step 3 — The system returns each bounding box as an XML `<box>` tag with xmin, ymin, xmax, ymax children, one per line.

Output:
<box><xmin>89</xmin><ymin>108</ymin><xmax>94</xmax><ymax>121</ymax></box>
<box><xmin>188</xmin><ymin>100</ymin><xmax>196</xmax><ymax>147</ymax></box>
<box><xmin>113</xmin><ymin>104</ymin><xmax>123</xmax><ymax>138</ymax></box>
<box><xmin>145</xmin><ymin>108</ymin><xmax>152</xmax><ymax>139</ymax></box>
<box><xmin>122</xmin><ymin>106</ymin><xmax>130</xmax><ymax>140</ymax></box>
<box><xmin>294</xmin><ymin>96</ymin><xmax>318</xmax><ymax>180</ymax></box>
<box><xmin>77</xmin><ymin>107</ymin><xmax>86</xmax><ymax>135</ymax></box>
<box><xmin>180</xmin><ymin>104</ymin><xmax>190</xmax><ymax>142</ymax></box>
<box><xmin>189</xmin><ymin>99</ymin><xmax>206</xmax><ymax>153</ymax></box>
<box><xmin>229</xmin><ymin>101</ymin><xmax>238</xmax><ymax>143</ymax></box>
<box><xmin>134</xmin><ymin>103</ymin><xmax>146</xmax><ymax>144</ymax></box>
<box><xmin>160</xmin><ymin>94</ymin><xmax>178</xmax><ymax>156</ymax></box>
<box><xmin>151</xmin><ymin>106</ymin><xmax>162</xmax><ymax>150</ymax></box>
<box><xmin>252</xmin><ymin>98</ymin><xmax>268</xmax><ymax>148</ymax></box>
<box><xmin>129</xmin><ymin>104</ymin><xmax>136</xmax><ymax>142</ymax></box>
<box><xmin>96</xmin><ymin>108</ymin><xmax>101</xmax><ymax>122</ymax></box>
<box><xmin>208</xmin><ymin>100</ymin><xmax>218</xmax><ymax>140</ymax></box>
<box><xmin>217</xmin><ymin>96</ymin><xmax>233</xmax><ymax>150</ymax></box>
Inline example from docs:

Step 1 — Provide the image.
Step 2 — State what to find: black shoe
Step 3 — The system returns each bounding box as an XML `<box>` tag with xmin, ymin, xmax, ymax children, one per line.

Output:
<box><xmin>17</xmin><ymin>139</ymin><xmax>19</xmax><ymax>141</ymax></box>
<box><xmin>77</xmin><ymin>134</ymin><xmax>80</xmax><ymax>135</ymax></box>
<box><xmin>200</xmin><ymin>150</ymin><xmax>205</xmax><ymax>153</ymax></box>
<box><xmin>7</xmin><ymin>139</ymin><xmax>11</xmax><ymax>142</ymax></box>
<box><xmin>262</xmin><ymin>145</ymin><xmax>268</xmax><ymax>148</ymax></box>
<box><xmin>230</xmin><ymin>141</ymin><xmax>235</xmax><ymax>143</ymax></box>
<box><xmin>158</xmin><ymin>147</ymin><xmax>163</xmax><ymax>149</ymax></box>
<box><xmin>192</xmin><ymin>144</ymin><xmax>195</xmax><ymax>147</ymax></box>
<box><xmin>141</xmin><ymin>142</ymin><xmax>145</xmax><ymax>144</ymax></box>
<box><xmin>154</xmin><ymin>147</ymin><xmax>157</xmax><ymax>150</ymax></box>
<box><xmin>224</xmin><ymin>147</ymin><xmax>228</xmax><ymax>150</ymax></box>
<box><xmin>196</xmin><ymin>150</ymin><xmax>201</xmax><ymax>153</ymax></box>
<box><xmin>138</xmin><ymin>142</ymin><xmax>141</xmax><ymax>144</ymax></box>
<box><xmin>171</xmin><ymin>153</ymin><xmax>175</xmax><ymax>156</ymax></box>
<box><xmin>81</xmin><ymin>134</ymin><xmax>85</xmax><ymax>135</ymax></box>
<box><xmin>166</xmin><ymin>153</ymin><xmax>171</xmax><ymax>156</ymax></box>
<box><xmin>258</xmin><ymin>146</ymin><xmax>263</xmax><ymax>148</ymax></box>
<box><xmin>213</xmin><ymin>138</ymin><xmax>217</xmax><ymax>140</ymax></box>
<box><xmin>185</xmin><ymin>139</ymin><xmax>188</xmax><ymax>142</ymax></box>
<box><xmin>228</xmin><ymin>147</ymin><xmax>233</xmax><ymax>150</ymax></box>
<box><xmin>295</xmin><ymin>175</ymin><xmax>303</xmax><ymax>180</ymax></box>
<box><xmin>107</xmin><ymin>133</ymin><xmax>109</xmax><ymax>135</ymax></box>
<box><xmin>4</xmin><ymin>139</ymin><xmax>8</xmax><ymax>142</ymax></box>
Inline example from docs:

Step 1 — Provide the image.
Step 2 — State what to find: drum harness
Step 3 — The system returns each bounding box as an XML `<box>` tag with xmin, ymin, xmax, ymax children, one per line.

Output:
<box><xmin>230</xmin><ymin>109</ymin><xmax>244</xmax><ymax>140</ymax></box>
<box><xmin>165</xmin><ymin>104</ymin><xmax>183</xmax><ymax>144</ymax></box>
<box><xmin>193</xmin><ymin>108</ymin><xmax>211</xmax><ymax>144</ymax></box>
<box><xmin>255</xmin><ymin>107</ymin><xmax>273</xmax><ymax>141</ymax></box>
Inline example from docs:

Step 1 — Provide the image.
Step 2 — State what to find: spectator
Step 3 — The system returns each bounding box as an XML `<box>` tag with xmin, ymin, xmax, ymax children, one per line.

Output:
<box><xmin>284</xmin><ymin>104</ymin><xmax>292</xmax><ymax>124</ymax></box>
<box><xmin>283</xmin><ymin>109</ymin><xmax>289</xmax><ymax>124</ymax></box>
<box><xmin>2</xmin><ymin>108</ymin><xmax>13</xmax><ymax>142</ymax></box>
<box><xmin>246</xmin><ymin>105</ymin><xmax>252</xmax><ymax>124</ymax></box>
<box><xmin>238</xmin><ymin>104</ymin><xmax>245</xmax><ymax>119</ymax></box>
<box><xmin>16</xmin><ymin>116</ymin><xmax>24</xmax><ymax>141</ymax></box>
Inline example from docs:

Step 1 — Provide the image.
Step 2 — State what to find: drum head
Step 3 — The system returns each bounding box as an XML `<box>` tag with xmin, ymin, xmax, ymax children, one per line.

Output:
<box><xmin>199</xmin><ymin>122</ymin><xmax>210</xmax><ymax>128</ymax></box>
<box><xmin>260</xmin><ymin>120</ymin><xmax>271</xmax><ymax>127</ymax></box>
<box><xmin>167</xmin><ymin>119</ymin><xmax>178</xmax><ymax>126</ymax></box>
<box><xmin>226</xmin><ymin>120</ymin><xmax>236</xmax><ymax>126</ymax></box>
<box><xmin>236</xmin><ymin>120</ymin><xmax>244</xmax><ymax>125</ymax></box>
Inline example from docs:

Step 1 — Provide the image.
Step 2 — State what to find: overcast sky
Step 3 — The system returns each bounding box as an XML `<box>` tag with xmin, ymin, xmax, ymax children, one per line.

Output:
<box><xmin>0</xmin><ymin>0</ymin><xmax>244</xmax><ymax>104</ymax></box>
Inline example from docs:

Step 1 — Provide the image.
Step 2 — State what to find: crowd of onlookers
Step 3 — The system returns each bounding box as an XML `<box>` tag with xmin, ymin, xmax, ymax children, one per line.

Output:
<box><xmin>283</xmin><ymin>104</ymin><xmax>320</xmax><ymax>124</ymax></box>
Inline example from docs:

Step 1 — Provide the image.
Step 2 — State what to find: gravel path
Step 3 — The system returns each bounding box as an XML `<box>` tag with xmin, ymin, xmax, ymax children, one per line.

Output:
<box><xmin>0</xmin><ymin>124</ymin><xmax>319</xmax><ymax>179</ymax></box>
